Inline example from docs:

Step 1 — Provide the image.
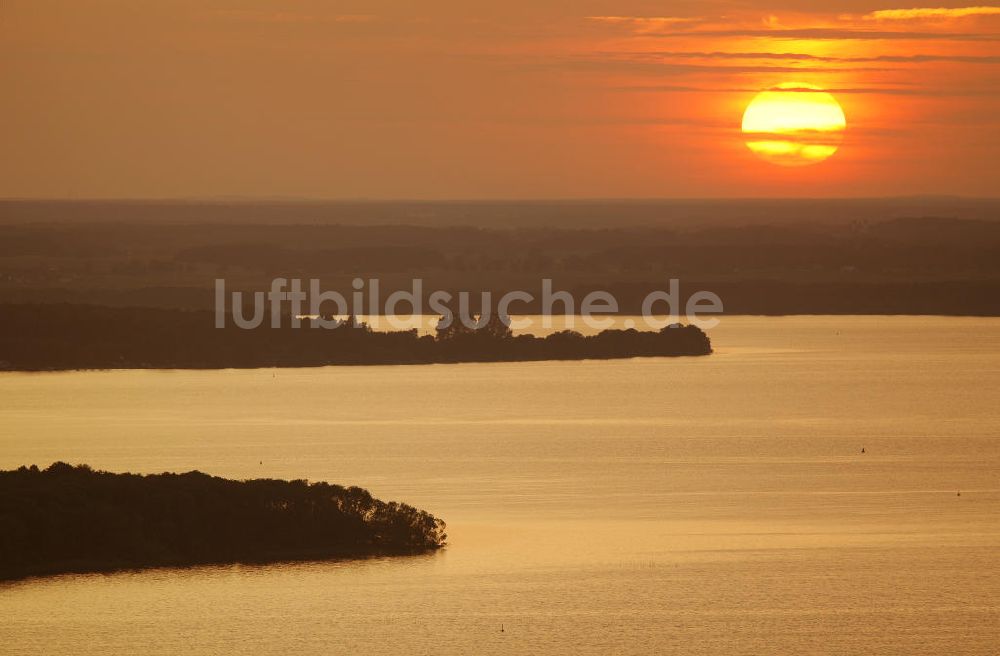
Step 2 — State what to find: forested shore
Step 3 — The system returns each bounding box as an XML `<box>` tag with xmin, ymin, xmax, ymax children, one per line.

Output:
<box><xmin>0</xmin><ymin>303</ymin><xmax>712</xmax><ymax>371</ymax></box>
<box><xmin>0</xmin><ymin>464</ymin><xmax>447</xmax><ymax>581</ymax></box>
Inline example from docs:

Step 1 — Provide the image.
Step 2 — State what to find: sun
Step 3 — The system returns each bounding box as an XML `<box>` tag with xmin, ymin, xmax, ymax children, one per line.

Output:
<box><xmin>741</xmin><ymin>83</ymin><xmax>847</xmax><ymax>166</ymax></box>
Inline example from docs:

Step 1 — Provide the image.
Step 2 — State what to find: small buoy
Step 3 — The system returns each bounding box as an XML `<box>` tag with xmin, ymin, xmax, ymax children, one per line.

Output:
<box><xmin>500</xmin><ymin>624</ymin><xmax>504</xmax><ymax>633</ymax></box>
<box><xmin>957</xmin><ymin>491</ymin><xmax>961</xmax><ymax>497</ymax></box>
<box><xmin>861</xmin><ymin>447</ymin><xmax>865</xmax><ymax>454</ymax></box>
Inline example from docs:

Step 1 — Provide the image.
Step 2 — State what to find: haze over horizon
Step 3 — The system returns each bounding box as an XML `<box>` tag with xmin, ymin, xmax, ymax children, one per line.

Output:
<box><xmin>2</xmin><ymin>194</ymin><xmax>999</xmax><ymax>201</ymax></box>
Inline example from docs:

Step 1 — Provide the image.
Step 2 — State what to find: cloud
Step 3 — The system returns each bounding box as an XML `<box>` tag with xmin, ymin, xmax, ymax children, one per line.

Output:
<box><xmin>862</xmin><ymin>6</ymin><xmax>1000</xmax><ymax>21</ymax></box>
<box><xmin>586</xmin><ymin>10</ymin><xmax>1000</xmax><ymax>41</ymax></box>
<box><xmin>586</xmin><ymin>15</ymin><xmax>704</xmax><ymax>34</ymax></box>
<box><xmin>556</xmin><ymin>57</ymin><xmax>894</xmax><ymax>75</ymax></box>
<box><xmin>617</xmin><ymin>50</ymin><xmax>1000</xmax><ymax>64</ymax></box>
<box><xmin>844</xmin><ymin>53</ymin><xmax>1000</xmax><ymax>62</ymax></box>
<box><xmin>587</xmin><ymin>16</ymin><xmax>701</xmax><ymax>26</ymax></box>
<box><xmin>645</xmin><ymin>27</ymin><xmax>998</xmax><ymax>40</ymax></box>
<box><xmin>613</xmin><ymin>84</ymin><xmax>1000</xmax><ymax>97</ymax></box>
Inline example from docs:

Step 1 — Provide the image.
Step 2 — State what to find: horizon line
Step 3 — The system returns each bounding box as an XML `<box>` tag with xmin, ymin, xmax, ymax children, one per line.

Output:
<box><xmin>1</xmin><ymin>195</ymin><xmax>998</xmax><ymax>204</ymax></box>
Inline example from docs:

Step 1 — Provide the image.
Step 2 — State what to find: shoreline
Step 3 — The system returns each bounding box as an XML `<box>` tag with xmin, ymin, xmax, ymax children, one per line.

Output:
<box><xmin>0</xmin><ymin>548</ymin><xmax>442</xmax><ymax>584</ymax></box>
<box><xmin>0</xmin><ymin>351</ymin><xmax>713</xmax><ymax>374</ymax></box>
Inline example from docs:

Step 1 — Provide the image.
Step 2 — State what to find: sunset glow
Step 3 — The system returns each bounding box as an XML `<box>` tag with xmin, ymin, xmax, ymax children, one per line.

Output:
<box><xmin>741</xmin><ymin>84</ymin><xmax>847</xmax><ymax>166</ymax></box>
<box><xmin>0</xmin><ymin>2</ymin><xmax>998</xmax><ymax>196</ymax></box>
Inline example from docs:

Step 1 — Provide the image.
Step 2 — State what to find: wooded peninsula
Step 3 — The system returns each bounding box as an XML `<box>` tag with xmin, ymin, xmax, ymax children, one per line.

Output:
<box><xmin>0</xmin><ymin>303</ymin><xmax>712</xmax><ymax>370</ymax></box>
<box><xmin>0</xmin><ymin>463</ymin><xmax>447</xmax><ymax>581</ymax></box>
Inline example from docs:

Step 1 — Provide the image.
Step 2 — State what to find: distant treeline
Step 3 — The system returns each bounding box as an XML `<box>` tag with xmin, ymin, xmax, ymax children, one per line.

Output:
<box><xmin>0</xmin><ymin>463</ymin><xmax>447</xmax><ymax>580</ymax></box>
<box><xmin>2</xmin><ymin>198</ymin><xmax>997</xmax><ymax>227</ymax></box>
<box><xmin>0</xmin><ymin>303</ymin><xmax>712</xmax><ymax>370</ymax></box>
<box><xmin>1</xmin><ymin>214</ymin><xmax>999</xmax><ymax>315</ymax></box>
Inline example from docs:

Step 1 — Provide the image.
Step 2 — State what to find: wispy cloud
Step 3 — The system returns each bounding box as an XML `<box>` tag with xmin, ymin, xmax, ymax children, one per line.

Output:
<box><xmin>586</xmin><ymin>15</ymin><xmax>705</xmax><ymax>34</ymax></box>
<box><xmin>587</xmin><ymin>16</ymin><xmax>701</xmax><ymax>26</ymax></box>
<box><xmin>613</xmin><ymin>84</ymin><xmax>1000</xmax><ymax>97</ymax></box>
<box><xmin>587</xmin><ymin>9</ymin><xmax>1000</xmax><ymax>41</ymax></box>
<box><xmin>861</xmin><ymin>6</ymin><xmax>1000</xmax><ymax>21</ymax></box>
<box><xmin>617</xmin><ymin>50</ymin><xmax>1000</xmax><ymax>64</ymax></box>
<box><xmin>553</xmin><ymin>56</ymin><xmax>893</xmax><ymax>76</ymax></box>
<box><xmin>645</xmin><ymin>27</ymin><xmax>998</xmax><ymax>41</ymax></box>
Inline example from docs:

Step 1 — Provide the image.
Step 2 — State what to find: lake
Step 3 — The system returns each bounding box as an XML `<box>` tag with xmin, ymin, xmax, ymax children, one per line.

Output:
<box><xmin>1</xmin><ymin>316</ymin><xmax>998</xmax><ymax>655</ymax></box>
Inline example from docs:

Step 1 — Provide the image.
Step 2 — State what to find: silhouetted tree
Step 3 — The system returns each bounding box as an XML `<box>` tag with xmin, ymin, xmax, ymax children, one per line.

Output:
<box><xmin>480</xmin><ymin>312</ymin><xmax>513</xmax><ymax>339</ymax></box>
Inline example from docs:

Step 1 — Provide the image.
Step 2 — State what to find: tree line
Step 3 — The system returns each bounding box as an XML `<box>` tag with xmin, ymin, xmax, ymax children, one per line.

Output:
<box><xmin>0</xmin><ymin>463</ymin><xmax>447</xmax><ymax>580</ymax></box>
<box><xmin>0</xmin><ymin>303</ymin><xmax>712</xmax><ymax>370</ymax></box>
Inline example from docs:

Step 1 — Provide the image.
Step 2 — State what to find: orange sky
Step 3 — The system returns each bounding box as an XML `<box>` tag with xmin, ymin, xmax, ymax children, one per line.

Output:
<box><xmin>1</xmin><ymin>1</ymin><xmax>998</xmax><ymax>199</ymax></box>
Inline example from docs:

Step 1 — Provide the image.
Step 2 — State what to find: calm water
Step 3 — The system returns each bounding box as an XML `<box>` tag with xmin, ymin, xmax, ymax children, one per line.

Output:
<box><xmin>1</xmin><ymin>316</ymin><xmax>999</xmax><ymax>655</ymax></box>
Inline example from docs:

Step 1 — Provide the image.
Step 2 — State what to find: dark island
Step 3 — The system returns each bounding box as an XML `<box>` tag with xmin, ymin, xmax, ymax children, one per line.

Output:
<box><xmin>0</xmin><ymin>303</ymin><xmax>712</xmax><ymax>371</ymax></box>
<box><xmin>0</xmin><ymin>463</ymin><xmax>447</xmax><ymax>581</ymax></box>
